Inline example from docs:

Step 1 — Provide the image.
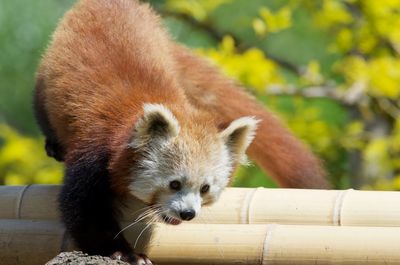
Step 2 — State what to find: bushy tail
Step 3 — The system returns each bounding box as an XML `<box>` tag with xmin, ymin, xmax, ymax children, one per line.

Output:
<box><xmin>173</xmin><ymin>45</ymin><xmax>329</xmax><ymax>189</ymax></box>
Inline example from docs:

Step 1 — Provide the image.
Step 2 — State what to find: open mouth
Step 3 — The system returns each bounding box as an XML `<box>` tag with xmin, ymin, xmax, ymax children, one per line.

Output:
<box><xmin>161</xmin><ymin>214</ymin><xmax>182</xmax><ymax>225</ymax></box>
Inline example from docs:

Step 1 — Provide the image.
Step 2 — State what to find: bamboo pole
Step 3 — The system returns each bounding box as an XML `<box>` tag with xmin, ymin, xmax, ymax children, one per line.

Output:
<box><xmin>1</xmin><ymin>220</ymin><xmax>400</xmax><ymax>265</ymax></box>
<box><xmin>1</xmin><ymin>185</ymin><xmax>400</xmax><ymax>226</ymax></box>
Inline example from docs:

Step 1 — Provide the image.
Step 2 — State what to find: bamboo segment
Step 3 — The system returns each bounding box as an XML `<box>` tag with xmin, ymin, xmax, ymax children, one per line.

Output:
<box><xmin>0</xmin><ymin>220</ymin><xmax>67</xmax><ymax>265</ymax></box>
<box><xmin>1</xmin><ymin>185</ymin><xmax>400</xmax><ymax>226</ymax></box>
<box><xmin>261</xmin><ymin>225</ymin><xmax>400</xmax><ymax>265</ymax></box>
<box><xmin>247</xmin><ymin>188</ymin><xmax>338</xmax><ymax>225</ymax></box>
<box><xmin>0</xmin><ymin>185</ymin><xmax>25</xmax><ymax>219</ymax></box>
<box><xmin>340</xmin><ymin>190</ymin><xmax>400</xmax><ymax>226</ymax></box>
<box><xmin>0</xmin><ymin>185</ymin><xmax>60</xmax><ymax>220</ymax></box>
<box><xmin>146</xmin><ymin>223</ymin><xmax>268</xmax><ymax>265</ymax></box>
<box><xmin>1</xmin><ymin>220</ymin><xmax>400</xmax><ymax>265</ymax></box>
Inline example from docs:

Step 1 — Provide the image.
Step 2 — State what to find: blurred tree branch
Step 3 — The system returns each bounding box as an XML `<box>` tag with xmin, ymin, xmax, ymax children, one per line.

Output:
<box><xmin>267</xmin><ymin>84</ymin><xmax>400</xmax><ymax>118</ymax></box>
<box><xmin>267</xmin><ymin>81</ymin><xmax>369</xmax><ymax>105</ymax></box>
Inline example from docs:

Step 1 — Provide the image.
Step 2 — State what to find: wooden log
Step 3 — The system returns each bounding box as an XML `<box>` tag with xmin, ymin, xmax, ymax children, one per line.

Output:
<box><xmin>1</xmin><ymin>220</ymin><xmax>400</xmax><ymax>265</ymax></box>
<box><xmin>1</xmin><ymin>185</ymin><xmax>400</xmax><ymax>226</ymax></box>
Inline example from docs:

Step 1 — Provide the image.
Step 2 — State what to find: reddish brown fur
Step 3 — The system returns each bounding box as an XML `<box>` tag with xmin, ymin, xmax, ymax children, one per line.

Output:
<box><xmin>39</xmin><ymin>0</ymin><xmax>184</xmax><ymax>149</ymax></box>
<box><xmin>38</xmin><ymin>0</ymin><xmax>328</xmax><ymax>190</ymax></box>
<box><xmin>37</xmin><ymin>0</ymin><xmax>219</xmax><ymax>195</ymax></box>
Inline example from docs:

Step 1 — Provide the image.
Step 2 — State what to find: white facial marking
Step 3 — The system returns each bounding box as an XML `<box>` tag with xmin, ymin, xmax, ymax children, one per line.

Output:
<box><xmin>168</xmin><ymin>190</ymin><xmax>201</xmax><ymax>216</ymax></box>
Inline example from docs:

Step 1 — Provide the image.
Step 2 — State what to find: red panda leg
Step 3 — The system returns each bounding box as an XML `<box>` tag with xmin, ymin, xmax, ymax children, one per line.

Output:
<box><xmin>33</xmin><ymin>77</ymin><xmax>65</xmax><ymax>162</ymax></box>
<box><xmin>59</xmin><ymin>148</ymin><xmax>151</xmax><ymax>264</ymax></box>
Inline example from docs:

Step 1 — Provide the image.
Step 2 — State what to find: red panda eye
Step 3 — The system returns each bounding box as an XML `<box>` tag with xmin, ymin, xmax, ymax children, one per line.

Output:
<box><xmin>169</xmin><ymin>180</ymin><xmax>181</xmax><ymax>191</ymax></box>
<box><xmin>200</xmin><ymin>184</ymin><xmax>210</xmax><ymax>194</ymax></box>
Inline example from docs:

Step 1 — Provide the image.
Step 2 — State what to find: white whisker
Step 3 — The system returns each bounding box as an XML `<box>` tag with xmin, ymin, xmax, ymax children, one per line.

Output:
<box><xmin>114</xmin><ymin>205</ymin><xmax>161</xmax><ymax>239</ymax></box>
<box><xmin>134</xmin><ymin>217</ymin><xmax>156</xmax><ymax>249</ymax></box>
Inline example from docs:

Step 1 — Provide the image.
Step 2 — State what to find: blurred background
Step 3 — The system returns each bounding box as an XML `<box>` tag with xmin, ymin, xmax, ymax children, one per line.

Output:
<box><xmin>0</xmin><ymin>0</ymin><xmax>399</xmax><ymax>190</ymax></box>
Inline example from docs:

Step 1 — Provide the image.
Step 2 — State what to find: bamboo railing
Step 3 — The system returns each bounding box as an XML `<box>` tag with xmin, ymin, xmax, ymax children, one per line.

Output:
<box><xmin>2</xmin><ymin>185</ymin><xmax>400</xmax><ymax>226</ymax></box>
<box><xmin>1</xmin><ymin>185</ymin><xmax>400</xmax><ymax>264</ymax></box>
<box><xmin>1</xmin><ymin>220</ymin><xmax>400</xmax><ymax>265</ymax></box>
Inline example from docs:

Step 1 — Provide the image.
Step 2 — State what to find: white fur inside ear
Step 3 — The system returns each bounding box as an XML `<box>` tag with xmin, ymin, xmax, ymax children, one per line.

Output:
<box><xmin>220</xmin><ymin>117</ymin><xmax>259</xmax><ymax>164</ymax></box>
<box><xmin>130</xmin><ymin>103</ymin><xmax>180</xmax><ymax>148</ymax></box>
<box><xmin>142</xmin><ymin>103</ymin><xmax>180</xmax><ymax>135</ymax></box>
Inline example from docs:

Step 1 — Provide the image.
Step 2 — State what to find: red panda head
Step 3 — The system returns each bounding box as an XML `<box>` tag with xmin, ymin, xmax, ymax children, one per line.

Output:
<box><xmin>127</xmin><ymin>103</ymin><xmax>258</xmax><ymax>224</ymax></box>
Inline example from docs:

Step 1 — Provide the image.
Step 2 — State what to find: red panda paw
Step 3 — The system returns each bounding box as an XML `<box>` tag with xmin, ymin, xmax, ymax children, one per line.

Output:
<box><xmin>111</xmin><ymin>251</ymin><xmax>153</xmax><ymax>265</ymax></box>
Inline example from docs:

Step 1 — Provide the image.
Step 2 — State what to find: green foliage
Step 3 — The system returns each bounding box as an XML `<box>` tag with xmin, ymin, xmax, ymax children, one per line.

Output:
<box><xmin>233</xmin><ymin>162</ymin><xmax>278</xmax><ymax>188</ymax></box>
<box><xmin>198</xmin><ymin>36</ymin><xmax>283</xmax><ymax>92</ymax></box>
<box><xmin>307</xmin><ymin>0</ymin><xmax>400</xmax><ymax>189</ymax></box>
<box><xmin>0</xmin><ymin>124</ymin><xmax>63</xmax><ymax>185</ymax></box>
<box><xmin>165</xmin><ymin>0</ymin><xmax>230</xmax><ymax>21</ymax></box>
<box><xmin>0</xmin><ymin>0</ymin><xmax>399</xmax><ymax>190</ymax></box>
<box><xmin>253</xmin><ymin>6</ymin><xmax>293</xmax><ymax>35</ymax></box>
<box><xmin>0</xmin><ymin>0</ymin><xmax>74</xmax><ymax>134</ymax></box>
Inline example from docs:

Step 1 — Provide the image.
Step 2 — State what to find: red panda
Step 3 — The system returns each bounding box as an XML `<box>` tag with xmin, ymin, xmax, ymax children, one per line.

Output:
<box><xmin>34</xmin><ymin>0</ymin><xmax>328</xmax><ymax>264</ymax></box>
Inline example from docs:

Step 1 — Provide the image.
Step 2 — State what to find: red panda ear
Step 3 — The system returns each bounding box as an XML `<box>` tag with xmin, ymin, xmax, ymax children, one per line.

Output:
<box><xmin>130</xmin><ymin>103</ymin><xmax>180</xmax><ymax>148</ymax></box>
<box><xmin>219</xmin><ymin>117</ymin><xmax>259</xmax><ymax>163</ymax></box>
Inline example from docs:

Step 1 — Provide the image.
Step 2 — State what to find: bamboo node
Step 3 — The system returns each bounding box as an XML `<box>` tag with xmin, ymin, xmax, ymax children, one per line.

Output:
<box><xmin>16</xmin><ymin>185</ymin><xmax>31</xmax><ymax>219</ymax></box>
<box><xmin>241</xmin><ymin>187</ymin><xmax>262</xmax><ymax>224</ymax></box>
<box><xmin>262</xmin><ymin>224</ymin><xmax>278</xmax><ymax>264</ymax></box>
<box><xmin>332</xmin><ymin>188</ymin><xmax>353</xmax><ymax>226</ymax></box>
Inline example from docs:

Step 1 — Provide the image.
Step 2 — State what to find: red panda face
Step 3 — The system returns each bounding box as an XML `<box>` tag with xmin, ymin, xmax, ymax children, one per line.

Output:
<box><xmin>127</xmin><ymin>104</ymin><xmax>258</xmax><ymax>224</ymax></box>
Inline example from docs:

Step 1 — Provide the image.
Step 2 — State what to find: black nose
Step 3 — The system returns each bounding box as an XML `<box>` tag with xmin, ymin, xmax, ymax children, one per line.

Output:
<box><xmin>180</xmin><ymin>209</ymin><xmax>195</xmax><ymax>221</ymax></box>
